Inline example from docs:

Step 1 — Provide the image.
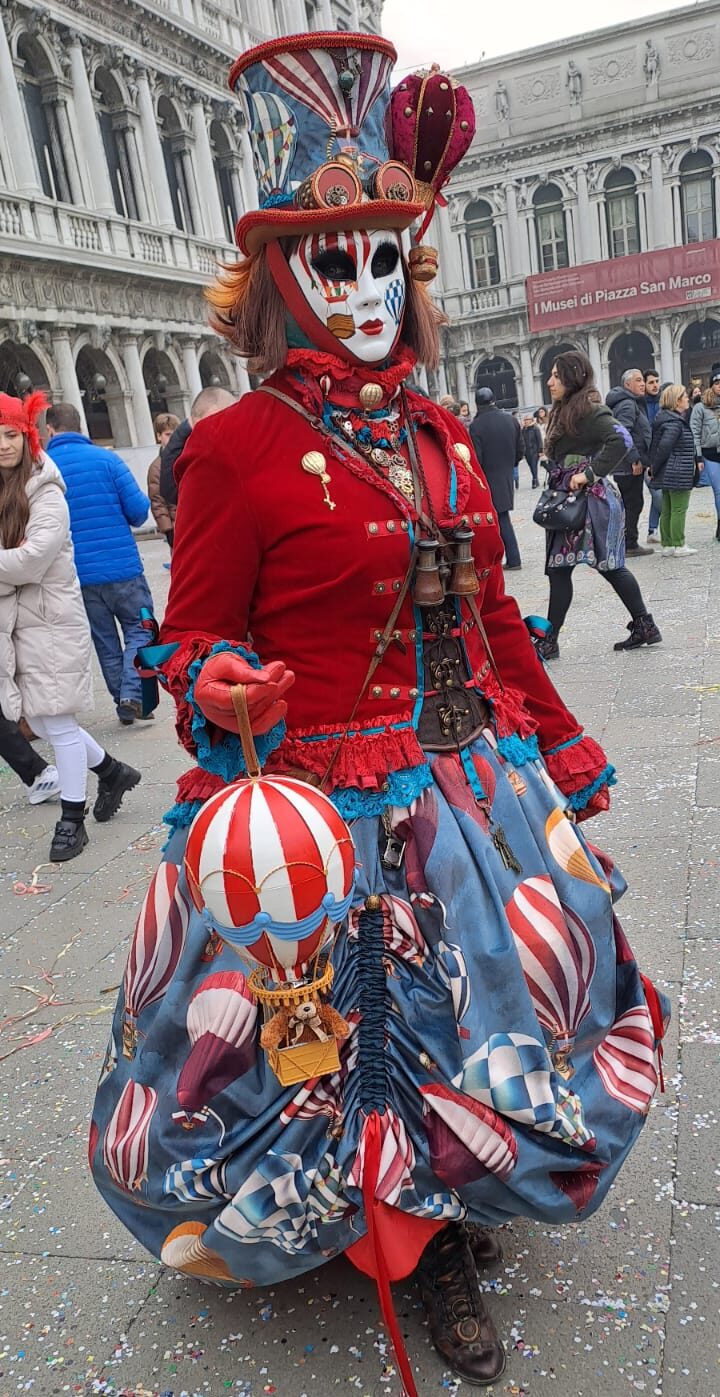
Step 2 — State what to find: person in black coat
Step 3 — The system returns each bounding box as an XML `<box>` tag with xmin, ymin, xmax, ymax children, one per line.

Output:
<box><xmin>649</xmin><ymin>384</ymin><xmax>702</xmax><ymax>555</ymax></box>
<box><xmin>469</xmin><ymin>388</ymin><xmax>523</xmax><ymax>569</ymax></box>
<box><xmin>521</xmin><ymin>416</ymin><xmax>543</xmax><ymax>487</ymax></box>
<box><xmin>605</xmin><ymin>369</ymin><xmax>653</xmax><ymax>556</ymax></box>
<box><xmin>158</xmin><ymin>387</ymin><xmax>237</xmax><ymax>507</ymax></box>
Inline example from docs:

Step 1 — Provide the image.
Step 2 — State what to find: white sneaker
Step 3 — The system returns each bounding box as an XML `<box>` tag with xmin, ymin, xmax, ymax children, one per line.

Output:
<box><xmin>661</xmin><ymin>546</ymin><xmax>676</xmax><ymax>556</ymax></box>
<box><xmin>674</xmin><ymin>545</ymin><xmax>697</xmax><ymax>556</ymax></box>
<box><xmin>647</xmin><ymin>532</ymin><xmax>659</xmax><ymax>543</ymax></box>
<box><xmin>27</xmin><ymin>765</ymin><xmax>61</xmax><ymax>805</ymax></box>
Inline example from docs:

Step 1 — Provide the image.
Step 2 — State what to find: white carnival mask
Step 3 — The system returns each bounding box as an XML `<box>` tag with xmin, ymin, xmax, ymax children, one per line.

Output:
<box><xmin>288</xmin><ymin>228</ymin><xmax>406</xmax><ymax>364</ymax></box>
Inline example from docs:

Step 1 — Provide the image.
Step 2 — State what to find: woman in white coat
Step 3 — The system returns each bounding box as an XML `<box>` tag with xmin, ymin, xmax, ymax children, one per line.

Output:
<box><xmin>0</xmin><ymin>391</ymin><xmax>141</xmax><ymax>861</ymax></box>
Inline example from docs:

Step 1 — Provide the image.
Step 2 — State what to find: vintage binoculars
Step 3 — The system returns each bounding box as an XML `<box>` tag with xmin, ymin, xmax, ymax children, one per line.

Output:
<box><xmin>413</xmin><ymin>526</ymin><xmax>480</xmax><ymax>607</ymax></box>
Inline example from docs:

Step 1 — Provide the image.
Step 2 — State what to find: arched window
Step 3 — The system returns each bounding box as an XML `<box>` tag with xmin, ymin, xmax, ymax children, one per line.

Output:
<box><xmin>608</xmin><ymin>330</ymin><xmax>654</xmax><ymax>387</ymax></box>
<box><xmin>94</xmin><ymin>68</ymin><xmax>144</xmax><ymax>221</ymax></box>
<box><xmin>680</xmin><ymin>150</ymin><xmax>716</xmax><ymax>244</ymax></box>
<box><xmin>533</xmin><ymin>184</ymin><xmax>568</xmax><ymax>272</ymax></box>
<box><xmin>210</xmin><ymin>120</ymin><xmax>241</xmax><ymax>241</ymax></box>
<box><xmin>465</xmin><ymin>200</ymin><xmax>500</xmax><ymax>289</ymax></box>
<box><xmin>474</xmin><ymin>356</ymin><xmax>518</xmax><ymax>410</ymax></box>
<box><xmin>158</xmin><ymin>97</ymin><xmax>197</xmax><ymax>234</ymax></box>
<box><xmin>605</xmin><ymin>167</ymin><xmax>640</xmax><ymax>258</ymax></box>
<box><xmin>18</xmin><ymin>34</ymin><xmax>68</xmax><ymax>201</ymax></box>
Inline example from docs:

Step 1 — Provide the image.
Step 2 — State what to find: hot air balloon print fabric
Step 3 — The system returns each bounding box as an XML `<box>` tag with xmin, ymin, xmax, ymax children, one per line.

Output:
<box><xmin>92</xmin><ymin>729</ymin><xmax>668</xmax><ymax>1287</ymax></box>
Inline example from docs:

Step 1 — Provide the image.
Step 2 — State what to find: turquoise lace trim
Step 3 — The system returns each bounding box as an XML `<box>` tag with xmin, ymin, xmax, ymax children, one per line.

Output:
<box><xmin>329</xmin><ymin>762</ymin><xmax>433</xmax><ymax>819</ymax></box>
<box><xmin>496</xmin><ymin>733</ymin><xmax>540</xmax><ymax>766</ymax></box>
<box><xmin>543</xmin><ymin>733</ymin><xmax>583</xmax><ymax>757</ymax></box>
<box><xmin>164</xmin><ymin>798</ymin><xmax>203</xmax><ymax>834</ymax></box>
<box><xmin>567</xmin><ymin>763</ymin><xmax>617</xmax><ymax>812</ymax></box>
<box><xmin>186</xmin><ymin>641</ymin><xmax>286</xmax><ymax>780</ymax></box>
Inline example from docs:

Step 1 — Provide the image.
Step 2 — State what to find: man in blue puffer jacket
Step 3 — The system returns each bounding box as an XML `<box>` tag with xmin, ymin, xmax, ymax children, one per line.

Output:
<box><xmin>45</xmin><ymin>403</ymin><xmax>154</xmax><ymax>726</ymax></box>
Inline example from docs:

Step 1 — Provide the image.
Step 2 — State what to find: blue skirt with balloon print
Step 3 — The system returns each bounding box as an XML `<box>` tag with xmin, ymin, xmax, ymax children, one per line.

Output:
<box><xmin>90</xmin><ymin>729</ymin><xmax>668</xmax><ymax>1287</ymax></box>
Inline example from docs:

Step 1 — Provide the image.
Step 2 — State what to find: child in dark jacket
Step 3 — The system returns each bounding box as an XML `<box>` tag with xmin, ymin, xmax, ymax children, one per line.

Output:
<box><xmin>649</xmin><ymin>384</ymin><xmax>701</xmax><ymax>556</ymax></box>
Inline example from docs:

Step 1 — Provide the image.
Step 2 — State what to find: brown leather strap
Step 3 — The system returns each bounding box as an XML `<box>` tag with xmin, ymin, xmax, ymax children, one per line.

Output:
<box><xmin>230</xmin><ymin>684</ymin><xmax>261</xmax><ymax>778</ymax></box>
<box><xmin>464</xmin><ymin>591</ymin><xmax>505</xmax><ymax>694</ymax></box>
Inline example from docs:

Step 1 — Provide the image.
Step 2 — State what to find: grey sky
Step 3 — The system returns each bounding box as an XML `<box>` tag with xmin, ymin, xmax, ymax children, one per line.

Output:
<box><xmin>383</xmin><ymin>0</ymin><xmax>698</xmax><ymax>72</ymax></box>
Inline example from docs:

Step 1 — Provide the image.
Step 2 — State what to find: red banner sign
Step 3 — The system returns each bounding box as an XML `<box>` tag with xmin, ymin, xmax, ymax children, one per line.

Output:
<box><xmin>526</xmin><ymin>239</ymin><xmax>720</xmax><ymax>333</ymax></box>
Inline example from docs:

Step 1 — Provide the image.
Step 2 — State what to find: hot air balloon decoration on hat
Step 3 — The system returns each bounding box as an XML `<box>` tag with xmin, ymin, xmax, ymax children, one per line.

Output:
<box><xmin>388</xmin><ymin>64</ymin><xmax>477</xmax><ymax>280</ymax></box>
<box><xmin>183</xmin><ymin>684</ymin><xmax>356</xmax><ymax>1085</ymax></box>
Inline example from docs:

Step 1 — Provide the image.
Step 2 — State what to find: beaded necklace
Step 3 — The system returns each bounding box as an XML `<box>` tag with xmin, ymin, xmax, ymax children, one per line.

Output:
<box><xmin>321</xmin><ymin>399</ymin><xmax>415</xmax><ymax>500</ymax></box>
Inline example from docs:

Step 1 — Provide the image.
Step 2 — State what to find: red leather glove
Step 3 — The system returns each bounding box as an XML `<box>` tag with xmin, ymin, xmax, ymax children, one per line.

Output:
<box><xmin>194</xmin><ymin>651</ymin><xmax>294</xmax><ymax>735</ymax></box>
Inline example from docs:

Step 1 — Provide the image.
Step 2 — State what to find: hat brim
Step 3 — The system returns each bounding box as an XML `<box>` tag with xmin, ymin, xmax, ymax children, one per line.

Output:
<box><xmin>235</xmin><ymin>199</ymin><xmax>427</xmax><ymax>257</ymax></box>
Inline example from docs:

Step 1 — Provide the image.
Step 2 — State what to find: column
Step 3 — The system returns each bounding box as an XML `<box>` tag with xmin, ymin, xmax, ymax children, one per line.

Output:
<box><xmin>228</xmin><ymin>164</ymin><xmax>244</xmax><ymax>231</ymax></box>
<box><xmin>523</xmin><ymin>211</ymin><xmax>538</xmax><ymax>274</ymax></box>
<box><xmin>238</xmin><ymin>127</ymin><xmax>258</xmax><ymax>214</ymax></box>
<box><xmin>234</xmin><ymin>359</ymin><xmax>251</xmax><ymax>397</ymax></box>
<box><xmin>181</xmin><ymin>338</ymin><xmax>203</xmax><ymax>401</ymax></box>
<box><xmin>587</xmin><ymin>330</ymin><xmax>603</xmax><ymax>388</ymax></box>
<box><xmin>115</xmin><ymin>130</ymin><xmax>135</xmax><ymax>220</ymax></box>
<box><xmin>135</xmin><ymin>69</ymin><xmax>175</xmax><ymax>228</ymax></box>
<box><xmin>53</xmin><ymin>98</ymin><xmax>84</xmax><ymax>205</ymax></box>
<box><xmin>455</xmin><ymin>358</ymin><xmax>469</xmax><ymax>402</ymax></box>
<box><xmin>504</xmin><ymin>183</ymin><xmax>523</xmax><ymax>279</ymax></box>
<box><xmin>190</xmin><ymin>98</ymin><xmax>226</xmax><ymax>242</ymax></box>
<box><xmin>120</xmin><ymin>334</ymin><xmax>154</xmax><ymax>445</ymax></box>
<box><xmin>181</xmin><ymin>147</ymin><xmax>203</xmax><ymax>238</ymax></box>
<box><xmin>124</xmin><ymin>125</ymin><xmax>150</xmax><ymax>223</ymax></box>
<box><xmin>659</xmin><ymin>319</ymin><xmax>674</xmax><ymax>381</ymax></box>
<box><xmin>435</xmin><ymin>204</ymin><xmax>463</xmax><ymax>292</ymax></box>
<box><xmin>51</xmin><ymin>331</ymin><xmax>88</xmax><ymax>432</ymax></box>
<box><xmin>519</xmin><ymin>344</ymin><xmax>534</xmax><ymax>404</ymax></box>
<box><xmin>67</xmin><ymin>36</ymin><xmax>115</xmax><ymax>213</ymax></box>
<box><xmin>0</xmin><ymin>16</ymin><xmax>42</xmax><ymax>193</ymax></box>
<box><xmin>650</xmin><ymin>148</ymin><xmax>666</xmax><ymax>249</ymax></box>
<box><xmin>575</xmin><ymin>166</ymin><xmax>591</xmax><ymax>262</ymax></box>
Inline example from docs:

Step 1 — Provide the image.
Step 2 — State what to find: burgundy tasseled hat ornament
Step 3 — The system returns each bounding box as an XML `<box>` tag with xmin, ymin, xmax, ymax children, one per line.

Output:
<box><xmin>0</xmin><ymin>390</ymin><xmax>50</xmax><ymax>460</ymax></box>
<box><xmin>389</xmin><ymin>64</ymin><xmax>476</xmax><ymax>281</ymax></box>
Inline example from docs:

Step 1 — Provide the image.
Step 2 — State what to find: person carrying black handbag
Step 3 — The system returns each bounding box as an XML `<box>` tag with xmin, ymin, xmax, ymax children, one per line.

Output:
<box><xmin>536</xmin><ymin>351</ymin><xmax>662</xmax><ymax>660</ymax></box>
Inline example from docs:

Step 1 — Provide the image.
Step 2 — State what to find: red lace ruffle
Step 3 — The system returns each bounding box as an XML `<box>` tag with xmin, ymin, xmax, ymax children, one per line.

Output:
<box><xmin>265</xmin><ymin>718</ymin><xmax>426</xmax><ymax>791</ymax></box>
<box><xmin>176</xmin><ymin>767</ymin><xmax>226</xmax><ymax>806</ymax></box>
<box><xmin>543</xmin><ymin>734</ymin><xmax>611</xmax><ymax>823</ymax></box>
<box><xmin>483</xmin><ymin>675</ymin><xmax>538</xmax><ymax>741</ymax></box>
<box><xmin>285</xmin><ymin>348</ymin><xmax>417</xmax><ymax>413</ymax></box>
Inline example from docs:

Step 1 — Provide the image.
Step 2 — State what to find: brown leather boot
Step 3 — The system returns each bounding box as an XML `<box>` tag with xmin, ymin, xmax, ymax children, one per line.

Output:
<box><xmin>467</xmin><ymin>1224</ymin><xmax>503</xmax><ymax>1268</ymax></box>
<box><xmin>417</xmin><ymin>1222</ymin><xmax>506</xmax><ymax>1386</ymax></box>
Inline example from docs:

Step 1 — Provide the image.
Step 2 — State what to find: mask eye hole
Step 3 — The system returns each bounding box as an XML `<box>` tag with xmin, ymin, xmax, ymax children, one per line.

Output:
<box><xmin>311</xmin><ymin>249</ymin><xmax>356</xmax><ymax>282</ymax></box>
<box><xmin>370</xmin><ymin>242</ymin><xmax>400</xmax><ymax>278</ymax></box>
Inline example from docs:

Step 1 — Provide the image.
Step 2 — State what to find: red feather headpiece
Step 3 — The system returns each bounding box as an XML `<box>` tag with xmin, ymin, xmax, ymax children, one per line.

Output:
<box><xmin>0</xmin><ymin>391</ymin><xmax>50</xmax><ymax>460</ymax></box>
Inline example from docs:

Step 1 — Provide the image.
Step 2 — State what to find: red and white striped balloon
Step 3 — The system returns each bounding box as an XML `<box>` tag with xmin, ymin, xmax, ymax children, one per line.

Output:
<box><xmin>103</xmin><ymin>1081</ymin><xmax>157</xmax><ymax>1192</ymax></box>
<box><xmin>184</xmin><ymin>776</ymin><xmax>355</xmax><ymax>981</ymax></box>
<box><xmin>123</xmin><ymin>864</ymin><xmax>190</xmax><ymax>1053</ymax></box>
<box><xmin>593</xmin><ymin>1005</ymin><xmax>658</xmax><ymax>1115</ymax></box>
<box><xmin>505</xmin><ymin>875</ymin><xmax>596</xmax><ymax>1053</ymax></box>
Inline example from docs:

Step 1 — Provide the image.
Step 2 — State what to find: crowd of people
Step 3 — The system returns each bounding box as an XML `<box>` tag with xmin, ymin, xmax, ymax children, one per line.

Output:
<box><xmin>440</xmin><ymin>354</ymin><xmax>720</xmax><ymax>659</ymax></box>
<box><xmin>0</xmin><ymin>386</ymin><xmax>236</xmax><ymax>862</ymax></box>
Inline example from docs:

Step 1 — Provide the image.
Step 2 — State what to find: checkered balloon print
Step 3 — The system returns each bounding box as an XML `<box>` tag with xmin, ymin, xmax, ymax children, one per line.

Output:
<box><xmin>384</xmin><ymin>277</ymin><xmax>405</xmax><ymax>326</ymax></box>
<box><xmin>453</xmin><ymin>1032</ymin><xmax>557</xmax><ymax>1128</ymax></box>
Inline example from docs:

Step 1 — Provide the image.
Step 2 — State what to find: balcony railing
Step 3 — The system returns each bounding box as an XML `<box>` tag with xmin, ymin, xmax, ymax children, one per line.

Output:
<box><xmin>441</xmin><ymin>285</ymin><xmax>511</xmax><ymax>317</ymax></box>
<box><xmin>0</xmin><ymin>189</ymin><xmax>240</xmax><ymax>278</ymax></box>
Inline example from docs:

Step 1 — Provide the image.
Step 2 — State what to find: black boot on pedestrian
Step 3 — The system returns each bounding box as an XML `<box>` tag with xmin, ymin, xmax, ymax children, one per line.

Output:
<box><xmin>50</xmin><ymin>800</ymin><xmax>89</xmax><ymax>862</ymax></box>
<box><xmin>536</xmin><ymin>630</ymin><xmax>560</xmax><ymax>661</ymax></box>
<box><xmin>416</xmin><ymin>1222</ymin><xmax>506</xmax><ymax>1386</ymax></box>
<box><xmin>467</xmin><ymin>1224</ymin><xmax>504</xmax><ymax>1268</ymax></box>
<box><xmin>715</xmin><ymin>518</ymin><xmax>720</xmax><ymax>542</ymax></box>
<box><xmin>613</xmin><ymin>613</ymin><xmax>662</xmax><ymax>651</ymax></box>
<box><xmin>92</xmin><ymin>756</ymin><xmax>141</xmax><ymax>822</ymax></box>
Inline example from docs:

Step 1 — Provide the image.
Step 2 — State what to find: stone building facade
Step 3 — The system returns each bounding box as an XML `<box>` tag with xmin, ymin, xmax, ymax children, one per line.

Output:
<box><xmin>0</xmin><ymin>0</ymin><xmax>377</xmax><ymax>445</ymax></box>
<box><xmin>435</xmin><ymin>1</ymin><xmax>720</xmax><ymax>408</ymax></box>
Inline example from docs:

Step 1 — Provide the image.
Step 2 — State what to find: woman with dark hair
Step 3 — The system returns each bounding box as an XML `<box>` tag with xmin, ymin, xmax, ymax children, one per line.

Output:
<box><xmin>536</xmin><ymin>351</ymin><xmax>662</xmax><ymax>660</ymax></box>
<box><xmin>0</xmin><ymin>392</ymin><xmax>140</xmax><ymax>860</ymax></box>
<box><xmin>91</xmin><ymin>36</ymin><xmax>666</xmax><ymax>1395</ymax></box>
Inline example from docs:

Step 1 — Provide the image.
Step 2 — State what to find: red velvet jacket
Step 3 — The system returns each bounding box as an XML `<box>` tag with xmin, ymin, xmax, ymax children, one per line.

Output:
<box><xmin>160</xmin><ymin>366</ymin><xmax>611</xmax><ymax>820</ymax></box>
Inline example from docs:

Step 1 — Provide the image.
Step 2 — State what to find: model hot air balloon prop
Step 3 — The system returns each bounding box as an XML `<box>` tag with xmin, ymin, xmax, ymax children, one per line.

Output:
<box><xmin>122</xmin><ymin>862</ymin><xmax>190</xmax><ymax>1058</ymax></box>
<box><xmin>183</xmin><ymin>684</ymin><xmax>356</xmax><ymax>1086</ymax></box>
<box><xmin>505</xmin><ymin>875</ymin><xmax>596</xmax><ymax>1078</ymax></box>
<box><xmin>175</xmin><ymin>970</ymin><xmax>257</xmax><ymax>1125</ymax></box>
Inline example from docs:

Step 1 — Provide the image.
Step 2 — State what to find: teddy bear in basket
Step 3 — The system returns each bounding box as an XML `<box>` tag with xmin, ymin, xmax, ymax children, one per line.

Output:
<box><xmin>261</xmin><ymin>994</ymin><xmax>351</xmax><ymax>1050</ymax></box>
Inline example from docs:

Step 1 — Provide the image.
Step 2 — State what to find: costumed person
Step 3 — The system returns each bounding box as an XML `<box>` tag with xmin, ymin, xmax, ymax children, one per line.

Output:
<box><xmin>90</xmin><ymin>34</ymin><xmax>668</xmax><ymax>1393</ymax></box>
<box><xmin>0</xmin><ymin>392</ymin><xmax>141</xmax><ymax>861</ymax></box>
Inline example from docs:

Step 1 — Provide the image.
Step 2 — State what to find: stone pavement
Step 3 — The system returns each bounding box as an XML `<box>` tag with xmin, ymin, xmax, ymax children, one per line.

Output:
<box><xmin>1</xmin><ymin>496</ymin><xmax>719</xmax><ymax>1397</ymax></box>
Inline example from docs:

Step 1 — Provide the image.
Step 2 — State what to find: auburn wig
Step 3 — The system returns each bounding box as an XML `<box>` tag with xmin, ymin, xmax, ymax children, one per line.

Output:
<box><xmin>206</xmin><ymin>243</ymin><xmax>446</xmax><ymax>376</ymax></box>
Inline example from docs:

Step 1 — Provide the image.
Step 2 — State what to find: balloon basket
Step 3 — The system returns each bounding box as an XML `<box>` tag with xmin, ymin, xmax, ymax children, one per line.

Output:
<box><xmin>249</xmin><ymin>961</ymin><xmax>342</xmax><ymax>1087</ymax></box>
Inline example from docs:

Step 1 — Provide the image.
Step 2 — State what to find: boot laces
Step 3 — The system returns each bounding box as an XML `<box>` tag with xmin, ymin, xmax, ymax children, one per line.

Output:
<box><xmin>432</xmin><ymin>1233</ymin><xmax>482</xmax><ymax>1325</ymax></box>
